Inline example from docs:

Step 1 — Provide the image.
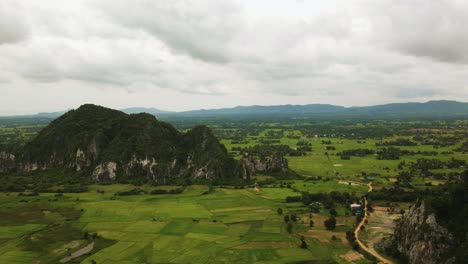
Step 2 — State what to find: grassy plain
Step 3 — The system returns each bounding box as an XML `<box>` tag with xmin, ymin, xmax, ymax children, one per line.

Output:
<box><xmin>221</xmin><ymin>128</ymin><xmax>467</xmax><ymax>188</ymax></box>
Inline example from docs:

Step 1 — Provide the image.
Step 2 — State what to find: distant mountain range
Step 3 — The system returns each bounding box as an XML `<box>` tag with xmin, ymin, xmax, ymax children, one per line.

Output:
<box><xmin>180</xmin><ymin>104</ymin><xmax>344</xmax><ymax>115</ymax></box>
<box><xmin>1</xmin><ymin>100</ymin><xmax>467</xmax><ymax>120</ymax></box>
<box><xmin>162</xmin><ymin>100</ymin><xmax>468</xmax><ymax>119</ymax></box>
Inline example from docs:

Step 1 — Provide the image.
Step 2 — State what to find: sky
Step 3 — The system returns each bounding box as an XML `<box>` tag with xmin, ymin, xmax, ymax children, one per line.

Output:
<box><xmin>1</xmin><ymin>0</ymin><xmax>468</xmax><ymax>115</ymax></box>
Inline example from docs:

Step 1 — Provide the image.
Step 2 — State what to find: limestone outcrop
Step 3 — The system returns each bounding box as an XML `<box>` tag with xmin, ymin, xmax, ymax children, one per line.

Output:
<box><xmin>242</xmin><ymin>154</ymin><xmax>288</xmax><ymax>174</ymax></box>
<box><xmin>0</xmin><ymin>151</ymin><xmax>16</xmax><ymax>173</ymax></box>
<box><xmin>380</xmin><ymin>202</ymin><xmax>457</xmax><ymax>264</ymax></box>
<box><xmin>92</xmin><ymin>162</ymin><xmax>117</xmax><ymax>181</ymax></box>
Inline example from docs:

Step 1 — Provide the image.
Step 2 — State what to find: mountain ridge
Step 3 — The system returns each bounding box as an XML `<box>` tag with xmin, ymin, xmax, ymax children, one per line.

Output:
<box><xmin>1</xmin><ymin>100</ymin><xmax>467</xmax><ymax>119</ymax></box>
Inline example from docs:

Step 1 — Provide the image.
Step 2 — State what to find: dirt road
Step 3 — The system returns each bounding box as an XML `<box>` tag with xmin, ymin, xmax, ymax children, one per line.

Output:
<box><xmin>60</xmin><ymin>242</ymin><xmax>94</xmax><ymax>263</ymax></box>
<box><xmin>354</xmin><ymin>182</ymin><xmax>394</xmax><ymax>264</ymax></box>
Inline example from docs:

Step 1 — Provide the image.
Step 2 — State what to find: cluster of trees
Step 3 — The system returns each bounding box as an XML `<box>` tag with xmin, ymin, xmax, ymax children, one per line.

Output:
<box><xmin>337</xmin><ymin>148</ymin><xmax>375</xmax><ymax>157</ymax></box>
<box><xmin>376</xmin><ymin>147</ymin><xmax>438</xmax><ymax>160</ymax></box>
<box><xmin>282</xmin><ymin>212</ymin><xmax>299</xmax><ymax>234</ymax></box>
<box><xmin>18</xmin><ymin>192</ymin><xmax>39</xmax><ymax>197</ymax></box>
<box><xmin>286</xmin><ymin>134</ymin><xmax>301</xmax><ymax>139</ymax></box>
<box><xmin>337</xmin><ymin>149</ymin><xmax>375</xmax><ymax>157</ymax></box>
<box><xmin>56</xmin><ymin>185</ymin><xmax>89</xmax><ymax>193</ymax></box>
<box><xmin>232</xmin><ymin>144</ymin><xmax>307</xmax><ymax>157</ymax></box>
<box><xmin>1</xmin><ymin>180</ymin><xmax>89</xmax><ymax>194</ymax></box>
<box><xmin>376</xmin><ymin>147</ymin><xmax>407</xmax><ymax>160</ymax></box>
<box><xmin>212</xmin><ymin>128</ymin><xmax>249</xmax><ymax>141</ymax></box>
<box><xmin>412</xmin><ymin>135</ymin><xmax>460</xmax><ymax>148</ymax></box>
<box><xmin>150</xmin><ymin>188</ymin><xmax>184</xmax><ymax>195</ymax></box>
<box><xmin>335</xmin><ymin>147</ymin><xmax>439</xmax><ymax>160</ymax></box>
<box><xmin>301</xmin><ymin>191</ymin><xmax>359</xmax><ymax>209</ymax></box>
<box><xmin>285</xmin><ymin>196</ymin><xmax>302</xmax><ymax>203</ymax></box>
<box><xmin>258</xmin><ymin>138</ymin><xmax>281</xmax><ymax>144</ymax></box>
<box><xmin>115</xmin><ymin>187</ymin><xmax>184</xmax><ymax>196</ymax></box>
<box><xmin>296</xmin><ymin>140</ymin><xmax>312</xmax><ymax>151</ymax></box>
<box><xmin>376</xmin><ymin>138</ymin><xmax>417</xmax><ymax>146</ymax></box>
<box><xmin>298</xmin><ymin>122</ymin><xmax>396</xmax><ymax>140</ymax></box>
<box><xmin>265</xmin><ymin>130</ymin><xmax>284</xmax><ymax>138</ymax></box>
<box><xmin>424</xmin><ymin>170</ymin><xmax>468</xmax><ymax>241</ymax></box>
<box><xmin>411</xmin><ymin>158</ymin><xmax>466</xmax><ymax>171</ymax></box>
<box><xmin>346</xmin><ymin>231</ymin><xmax>360</xmax><ymax>251</ymax></box>
<box><xmin>367</xmin><ymin>186</ymin><xmax>434</xmax><ymax>202</ymax></box>
<box><xmin>324</xmin><ymin>217</ymin><xmax>336</xmax><ymax>230</ymax></box>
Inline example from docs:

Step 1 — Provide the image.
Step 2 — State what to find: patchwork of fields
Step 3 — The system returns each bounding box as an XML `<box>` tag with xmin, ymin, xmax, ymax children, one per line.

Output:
<box><xmin>220</xmin><ymin>127</ymin><xmax>467</xmax><ymax>186</ymax></box>
<box><xmin>0</xmin><ymin>183</ymin><xmax>372</xmax><ymax>263</ymax></box>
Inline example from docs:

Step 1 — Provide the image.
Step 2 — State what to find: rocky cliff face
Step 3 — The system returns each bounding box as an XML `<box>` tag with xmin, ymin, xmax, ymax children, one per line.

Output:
<box><xmin>183</xmin><ymin>125</ymin><xmax>244</xmax><ymax>181</ymax></box>
<box><xmin>381</xmin><ymin>201</ymin><xmax>457</xmax><ymax>264</ymax></box>
<box><xmin>6</xmin><ymin>104</ymin><xmax>245</xmax><ymax>182</ymax></box>
<box><xmin>92</xmin><ymin>162</ymin><xmax>118</xmax><ymax>181</ymax></box>
<box><xmin>0</xmin><ymin>151</ymin><xmax>16</xmax><ymax>173</ymax></box>
<box><xmin>242</xmin><ymin>154</ymin><xmax>288</xmax><ymax>174</ymax></box>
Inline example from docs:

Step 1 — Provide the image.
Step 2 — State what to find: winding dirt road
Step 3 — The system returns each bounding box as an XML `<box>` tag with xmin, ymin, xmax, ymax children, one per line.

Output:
<box><xmin>354</xmin><ymin>182</ymin><xmax>394</xmax><ymax>264</ymax></box>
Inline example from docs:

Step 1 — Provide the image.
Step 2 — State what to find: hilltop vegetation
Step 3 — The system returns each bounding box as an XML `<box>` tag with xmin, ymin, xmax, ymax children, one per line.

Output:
<box><xmin>2</xmin><ymin>104</ymin><xmax>245</xmax><ymax>183</ymax></box>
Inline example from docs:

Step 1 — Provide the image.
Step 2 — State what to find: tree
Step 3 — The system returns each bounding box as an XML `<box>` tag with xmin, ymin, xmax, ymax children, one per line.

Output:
<box><xmin>352</xmin><ymin>241</ymin><xmax>360</xmax><ymax>251</ymax></box>
<box><xmin>284</xmin><ymin>215</ymin><xmax>290</xmax><ymax>223</ymax></box>
<box><xmin>329</xmin><ymin>208</ymin><xmax>338</xmax><ymax>217</ymax></box>
<box><xmin>324</xmin><ymin>217</ymin><xmax>336</xmax><ymax>230</ymax></box>
<box><xmin>300</xmin><ymin>236</ymin><xmax>308</xmax><ymax>249</ymax></box>
<box><xmin>291</xmin><ymin>213</ymin><xmax>297</xmax><ymax>222</ymax></box>
<box><xmin>286</xmin><ymin>222</ymin><xmax>293</xmax><ymax>233</ymax></box>
<box><xmin>309</xmin><ymin>220</ymin><xmax>314</xmax><ymax>227</ymax></box>
<box><xmin>346</xmin><ymin>230</ymin><xmax>356</xmax><ymax>244</ymax></box>
<box><xmin>277</xmin><ymin>208</ymin><xmax>283</xmax><ymax>215</ymax></box>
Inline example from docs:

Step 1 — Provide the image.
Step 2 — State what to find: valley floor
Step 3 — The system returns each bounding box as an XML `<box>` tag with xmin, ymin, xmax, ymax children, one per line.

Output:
<box><xmin>0</xmin><ymin>183</ymin><xmax>376</xmax><ymax>264</ymax></box>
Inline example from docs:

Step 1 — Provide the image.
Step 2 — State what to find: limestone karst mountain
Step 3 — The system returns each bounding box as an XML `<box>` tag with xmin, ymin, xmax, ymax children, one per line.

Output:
<box><xmin>11</xmin><ymin>104</ymin><xmax>246</xmax><ymax>182</ymax></box>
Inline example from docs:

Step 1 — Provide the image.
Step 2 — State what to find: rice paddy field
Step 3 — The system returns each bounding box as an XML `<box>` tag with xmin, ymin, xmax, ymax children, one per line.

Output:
<box><xmin>0</xmin><ymin>184</ymin><xmax>371</xmax><ymax>264</ymax></box>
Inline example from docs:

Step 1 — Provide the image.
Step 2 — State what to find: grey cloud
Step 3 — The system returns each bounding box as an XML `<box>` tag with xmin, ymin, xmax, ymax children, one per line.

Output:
<box><xmin>0</xmin><ymin>0</ymin><xmax>467</xmax><ymax>115</ymax></box>
<box><xmin>370</xmin><ymin>0</ymin><xmax>468</xmax><ymax>63</ymax></box>
<box><xmin>98</xmin><ymin>0</ymin><xmax>244</xmax><ymax>63</ymax></box>
<box><xmin>0</xmin><ymin>2</ymin><xmax>29</xmax><ymax>44</ymax></box>
<box><xmin>98</xmin><ymin>0</ymin><xmax>354</xmax><ymax>66</ymax></box>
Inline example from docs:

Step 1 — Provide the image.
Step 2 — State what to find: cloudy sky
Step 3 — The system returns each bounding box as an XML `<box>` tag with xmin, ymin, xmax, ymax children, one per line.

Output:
<box><xmin>1</xmin><ymin>0</ymin><xmax>468</xmax><ymax>115</ymax></box>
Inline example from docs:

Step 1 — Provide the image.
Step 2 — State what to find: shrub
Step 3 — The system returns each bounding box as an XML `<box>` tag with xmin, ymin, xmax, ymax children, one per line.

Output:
<box><xmin>324</xmin><ymin>217</ymin><xmax>336</xmax><ymax>230</ymax></box>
